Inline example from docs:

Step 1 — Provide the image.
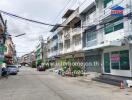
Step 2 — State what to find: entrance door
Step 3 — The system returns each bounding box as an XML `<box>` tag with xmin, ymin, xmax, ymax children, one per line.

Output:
<box><xmin>104</xmin><ymin>53</ymin><xmax>111</xmax><ymax>73</ymax></box>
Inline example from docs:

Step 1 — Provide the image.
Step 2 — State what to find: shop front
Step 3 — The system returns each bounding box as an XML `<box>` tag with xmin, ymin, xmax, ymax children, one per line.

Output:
<box><xmin>85</xmin><ymin>50</ymin><xmax>102</xmax><ymax>73</ymax></box>
<box><xmin>103</xmin><ymin>45</ymin><xmax>131</xmax><ymax>77</ymax></box>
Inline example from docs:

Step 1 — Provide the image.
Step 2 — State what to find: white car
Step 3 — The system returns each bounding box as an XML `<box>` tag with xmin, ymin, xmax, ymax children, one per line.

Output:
<box><xmin>7</xmin><ymin>65</ymin><xmax>18</xmax><ymax>75</ymax></box>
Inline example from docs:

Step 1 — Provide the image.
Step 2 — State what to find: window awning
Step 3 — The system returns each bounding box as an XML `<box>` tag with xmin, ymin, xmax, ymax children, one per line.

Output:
<box><xmin>83</xmin><ymin>41</ymin><xmax>121</xmax><ymax>51</ymax></box>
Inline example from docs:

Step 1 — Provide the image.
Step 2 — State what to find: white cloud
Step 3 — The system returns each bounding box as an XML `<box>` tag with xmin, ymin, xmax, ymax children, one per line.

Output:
<box><xmin>0</xmin><ymin>0</ymin><xmax>84</xmax><ymax>57</ymax></box>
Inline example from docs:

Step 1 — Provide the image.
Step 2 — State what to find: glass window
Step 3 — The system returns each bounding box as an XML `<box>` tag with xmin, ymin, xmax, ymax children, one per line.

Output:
<box><xmin>111</xmin><ymin>51</ymin><xmax>120</xmax><ymax>69</ymax></box>
<box><xmin>65</xmin><ymin>39</ymin><xmax>70</xmax><ymax>49</ymax></box>
<box><xmin>114</xmin><ymin>23</ymin><xmax>124</xmax><ymax>32</ymax></box>
<box><xmin>105</xmin><ymin>24</ymin><xmax>114</xmax><ymax>34</ymax></box>
<box><xmin>104</xmin><ymin>0</ymin><xmax>112</xmax><ymax>8</ymax></box>
<box><xmin>120</xmin><ymin>50</ymin><xmax>130</xmax><ymax>70</ymax></box>
<box><xmin>104</xmin><ymin>17</ymin><xmax>124</xmax><ymax>34</ymax></box>
<box><xmin>86</xmin><ymin>32</ymin><xmax>96</xmax><ymax>41</ymax></box>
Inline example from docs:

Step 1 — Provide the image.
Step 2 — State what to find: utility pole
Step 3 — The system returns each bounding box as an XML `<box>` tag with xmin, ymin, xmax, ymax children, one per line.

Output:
<box><xmin>130</xmin><ymin>0</ymin><xmax>132</xmax><ymax>80</ymax></box>
<box><xmin>39</xmin><ymin>36</ymin><xmax>44</xmax><ymax>66</ymax></box>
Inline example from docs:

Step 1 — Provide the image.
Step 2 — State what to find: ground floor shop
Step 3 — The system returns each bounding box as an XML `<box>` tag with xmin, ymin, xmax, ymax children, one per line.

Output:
<box><xmin>84</xmin><ymin>50</ymin><xmax>102</xmax><ymax>73</ymax></box>
<box><xmin>103</xmin><ymin>45</ymin><xmax>132</xmax><ymax>77</ymax></box>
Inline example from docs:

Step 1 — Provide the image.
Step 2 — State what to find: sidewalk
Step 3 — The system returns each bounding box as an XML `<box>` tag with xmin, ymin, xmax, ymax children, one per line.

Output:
<box><xmin>48</xmin><ymin>70</ymin><xmax>132</xmax><ymax>95</ymax></box>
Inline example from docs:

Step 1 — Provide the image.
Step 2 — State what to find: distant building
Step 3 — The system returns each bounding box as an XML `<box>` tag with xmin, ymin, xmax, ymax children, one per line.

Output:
<box><xmin>0</xmin><ymin>13</ymin><xmax>5</xmax><ymax>75</ymax></box>
<box><xmin>4</xmin><ymin>36</ymin><xmax>16</xmax><ymax>65</ymax></box>
<box><xmin>35</xmin><ymin>39</ymin><xmax>47</xmax><ymax>67</ymax></box>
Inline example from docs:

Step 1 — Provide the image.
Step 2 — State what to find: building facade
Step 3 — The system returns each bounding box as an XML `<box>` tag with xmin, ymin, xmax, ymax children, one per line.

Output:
<box><xmin>48</xmin><ymin>8</ymin><xmax>84</xmax><ymax>68</ymax></box>
<box><xmin>80</xmin><ymin>0</ymin><xmax>132</xmax><ymax>77</ymax></box>
<box><xmin>35</xmin><ymin>39</ymin><xmax>47</xmax><ymax>67</ymax></box>
<box><xmin>0</xmin><ymin>13</ymin><xmax>5</xmax><ymax>75</ymax></box>
<box><xmin>47</xmin><ymin>0</ymin><xmax>132</xmax><ymax>77</ymax></box>
<box><xmin>96</xmin><ymin>0</ymin><xmax>132</xmax><ymax>77</ymax></box>
<box><xmin>4</xmin><ymin>36</ymin><xmax>16</xmax><ymax>65</ymax></box>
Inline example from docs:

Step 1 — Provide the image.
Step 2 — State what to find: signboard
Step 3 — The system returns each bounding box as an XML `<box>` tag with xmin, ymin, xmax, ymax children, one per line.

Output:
<box><xmin>111</xmin><ymin>54</ymin><xmax>120</xmax><ymax>63</ymax></box>
<box><xmin>0</xmin><ymin>52</ymin><xmax>4</xmax><ymax>64</ymax></box>
<box><xmin>111</xmin><ymin>5</ymin><xmax>124</xmax><ymax>16</ymax></box>
<box><xmin>0</xmin><ymin>45</ymin><xmax>7</xmax><ymax>53</ymax></box>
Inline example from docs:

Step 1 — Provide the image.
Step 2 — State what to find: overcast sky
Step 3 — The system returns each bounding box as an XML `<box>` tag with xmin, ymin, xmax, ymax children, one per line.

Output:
<box><xmin>0</xmin><ymin>0</ymin><xmax>84</xmax><ymax>57</ymax></box>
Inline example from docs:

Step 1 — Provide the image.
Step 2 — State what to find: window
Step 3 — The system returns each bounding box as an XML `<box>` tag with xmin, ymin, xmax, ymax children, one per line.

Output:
<box><xmin>104</xmin><ymin>0</ymin><xmax>112</xmax><ymax>8</ymax></box>
<box><xmin>65</xmin><ymin>39</ymin><xmax>70</xmax><ymax>49</ymax></box>
<box><xmin>105</xmin><ymin>24</ymin><xmax>114</xmax><ymax>34</ymax></box>
<box><xmin>110</xmin><ymin>50</ymin><xmax>130</xmax><ymax>70</ymax></box>
<box><xmin>114</xmin><ymin>23</ymin><xmax>124</xmax><ymax>32</ymax></box>
<box><xmin>104</xmin><ymin>17</ymin><xmax>124</xmax><ymax>34</ymax></box>
<box><xmin>73</xmin><ymin>35</ymin><xmax>81</xmax><ymax>46</ymax></box>
<box><xmin>59</xmin><ymin>43</ymin><xmax>63</xmax><ymax>50</ymax></box>
<box><xmin>120</xmin><ymin>50</ymin><xmax>130</xmax><ymax>70</ymax></box>
<box><xmin>86</xmin><ymin>32</ymin><xmax>97</xmax><ymax>41</ymax></box>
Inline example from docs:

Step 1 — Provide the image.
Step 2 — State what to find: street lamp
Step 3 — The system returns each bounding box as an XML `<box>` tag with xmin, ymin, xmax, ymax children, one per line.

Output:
<box><xmin>5</xmin><ymin>32</ymin><xmax>26</xmax><ymax>38</ymax></box>
<box><xmin>14</xmin><ymin>33</ymin><xmax>26</xmax><ymax>37</ymax></box>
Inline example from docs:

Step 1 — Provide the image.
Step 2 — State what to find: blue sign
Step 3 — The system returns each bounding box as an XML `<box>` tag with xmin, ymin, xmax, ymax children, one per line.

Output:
<box><xmin>111</xmin><ymin>5</ymin><xmax>124</xmax><ymax>16</ymax></box>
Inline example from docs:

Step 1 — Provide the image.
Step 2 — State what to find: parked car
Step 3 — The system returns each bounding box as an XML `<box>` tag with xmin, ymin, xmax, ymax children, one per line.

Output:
<box><xmin>15</xmin><ymin>65</ymin><xmax>20</xmax><ymax>72</ymax></box>
<box><xmin>17</xmin><ymin>64</ymin><xmax>21</xmax><ymax>68</ymax></box>
<box><xmin>7</xmin><ymin>65</ymin><xmax>18</xmax><ymax>75</ymax></box>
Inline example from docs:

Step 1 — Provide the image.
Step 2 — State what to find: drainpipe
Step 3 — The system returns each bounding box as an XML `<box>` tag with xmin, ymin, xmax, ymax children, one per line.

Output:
<box><xmin>129</xmin><ymin>0</ymin><xmax>132</xmax><ymax>79</ymax></box>
<box><xmin>129</xmin><ymin>44</ymin><xmax>132</xmax><ymax>79</ymax></box>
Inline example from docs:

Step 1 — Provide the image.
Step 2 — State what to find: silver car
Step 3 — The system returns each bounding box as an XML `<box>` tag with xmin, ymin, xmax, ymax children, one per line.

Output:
<box><xmin>7</xmin><ymin>65</ymin><xmax>18</xmax><ymax>75</ymax></box>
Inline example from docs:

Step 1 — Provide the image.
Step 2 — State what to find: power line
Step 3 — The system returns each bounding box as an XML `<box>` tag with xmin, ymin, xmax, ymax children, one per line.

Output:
<box><xmin>0</xmin><ymin>0</ymin><xmax>127</xmax><ymax>30</ymax></box>
<box><xmin>52</xmin><ymin>0</ymin><xmax>73</xmax><ymax>23</ymax></box>
<box><xmin>0</xmin><ymin>10</ymin><xmax>67</xmax><ymax>27</ymax></box>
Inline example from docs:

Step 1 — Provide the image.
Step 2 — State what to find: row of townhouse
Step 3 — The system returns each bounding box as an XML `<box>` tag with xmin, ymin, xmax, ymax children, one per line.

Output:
<box><xmin>20</xmin><ymin>51</ymin><xmax>36</xmax><ymax>66</ymax></box>
<box><xmin>0</xmin><ymin>13</ymin><xmax>17</xmax><ymax>75</ymax></box>
<box><xmin>35</xmin><ymin>41</ymin><xmax>47</xmax><ymax>67</ymax></box>
<box><xmin>47</xmin><ymin>0</ymin><xmax>132</xmax><ymax>78</ymax></box>
<box><xmin>20</xmin><ymin>39</ymin><xmax>47</xmax><ymax>68</ymax></box>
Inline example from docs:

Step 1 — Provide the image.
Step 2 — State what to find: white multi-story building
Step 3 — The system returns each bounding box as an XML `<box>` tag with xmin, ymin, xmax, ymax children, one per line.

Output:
<box><xmin>48</xmin><ymin>8</ymin><xmax>84</xmax><ymax>63</ymax></box>
<box><xmin>79</xmin><ymin>0</ymin><xmax>132</xmax><ymax>77</ymax></box>
<box><xmin>48</xmin><ymin>0</ymin><xmax>132</xmax><ymax>77</ymax></box>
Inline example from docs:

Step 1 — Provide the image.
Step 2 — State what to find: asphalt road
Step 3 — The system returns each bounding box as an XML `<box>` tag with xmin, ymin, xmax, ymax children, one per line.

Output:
<box><xmin>0</xmin><ymin>67</ymin><xmax>132</xmax><ymax>100</ymax></box>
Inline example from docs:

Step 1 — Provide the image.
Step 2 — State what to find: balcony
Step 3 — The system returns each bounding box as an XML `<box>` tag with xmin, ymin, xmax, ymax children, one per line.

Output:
<box><xmin>82</xmin><ymin>12</ymin><xmax>97</xmax><ymax>30</ymax></box>
<box><xmin>48</xmin><ymin>50</ymin><xmax>59</xmax><ymax>58</ymax></box>
<box><xmin>79</xmin><ymin>0</ymin><xmax>95</xmax><ymax>14</ymax></box>
<box><xmin>71</xmin><ymin>28</ymin><xmax>82</xmax><ymax>36</ymax></box>
<box><xmin>50</xmin><ymin>39</ymin><xmax>58</xmax><ymax>48</ymax></box>
<box><xmin>86</xmin><ymin>39</ymin><xmax>97</xmax><ymax>47</ymax></box>
<box><xmin>99</xmin><ymin>0</ymin><xmax>130</xmax><ymax>21</ymax></box>
<box><xmin>62</xmin><ymin>8</ymin><xmax>79</xmax><ymax>26</ymax></box>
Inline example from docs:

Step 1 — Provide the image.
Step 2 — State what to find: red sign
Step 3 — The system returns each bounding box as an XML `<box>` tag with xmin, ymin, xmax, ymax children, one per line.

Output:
<box><xmin>111</xmin><ymin>54</ymin><xmax>120</xmax><ymax>62</ymax></box>
<box><xmin>111</xmin><ymin>10</ymin><xmax>123</xmax><ymax>15</ymax></box>
<box><xmin>111</xmin><ymin>5</ymin><xmax>124</xmax><ymax>16</ymax></box>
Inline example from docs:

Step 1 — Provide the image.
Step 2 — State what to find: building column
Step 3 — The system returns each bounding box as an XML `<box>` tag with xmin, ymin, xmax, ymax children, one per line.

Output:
<box><xmin>129</xmin><ymin>44</ymin><xmax>132</xmax><ymax>78</ymax></box>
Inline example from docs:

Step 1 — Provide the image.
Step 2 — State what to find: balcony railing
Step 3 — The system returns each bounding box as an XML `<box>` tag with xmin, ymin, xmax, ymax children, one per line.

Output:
<box><xmin>86</xmin><ymin>39</ymin><xmax>97</xmax><ymax>47</ymax></box>
<box><xmin>72</xmin><ymin>28</ymin><xmax>82</xmax><ymax>36</ymax></box>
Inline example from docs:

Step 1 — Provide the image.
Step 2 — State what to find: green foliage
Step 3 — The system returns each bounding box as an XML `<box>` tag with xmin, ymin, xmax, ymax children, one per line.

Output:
<box><xmin>37</xmin><ymin>60</ymin><xmax>42</xmax><ymax>66</ymax></box>
<box><xmin>71</xmin><ymin>65</ymin><xmax>82</xmax><ymax>72</ymax></box>
<box><xmin>71</xmin><ymin>66</ymin><xmax>83</xmax><ymax>76</ymax></box>
<box><xmin>32</xmin><ymin>61</ymin><xmax>36</xmax><ymax>68</ymax></box>
<box><xmin>62</xmin><ymin>65</ymin><xmax>68</xmax><ymax>72</ymax></box>
<box><xmin>43</xmin><ymin>63</ymin><xmax>49</xmax><ymax>69</ymax></box>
